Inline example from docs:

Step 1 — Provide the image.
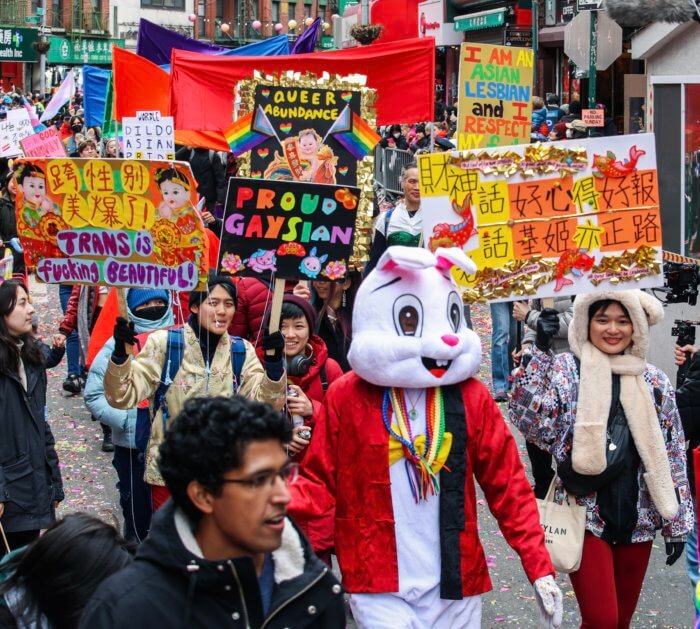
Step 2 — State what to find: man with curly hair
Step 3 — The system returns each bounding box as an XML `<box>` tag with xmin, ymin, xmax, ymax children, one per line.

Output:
<box><xmin>81</xmin><ymin>396</ymin><xmax>346</xmax><ymax>628</ymax></box>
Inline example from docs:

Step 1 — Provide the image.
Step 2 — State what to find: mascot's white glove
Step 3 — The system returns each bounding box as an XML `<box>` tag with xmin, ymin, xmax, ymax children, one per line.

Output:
<box><xmin>533</xmin><ymin>575</ymin><xmax>563</xmax><ymax>628</ymax></box>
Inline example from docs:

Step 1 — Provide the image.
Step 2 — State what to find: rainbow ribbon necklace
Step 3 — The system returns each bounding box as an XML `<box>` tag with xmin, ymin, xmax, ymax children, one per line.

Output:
<box><xmin>382</xmin><ymin>387</ymin><xmax>446</xmax><ymax>503</ymax></box>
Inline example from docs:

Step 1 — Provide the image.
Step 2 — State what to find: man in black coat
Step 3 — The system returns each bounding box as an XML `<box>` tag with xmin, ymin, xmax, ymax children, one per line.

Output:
<box><xmin>175</xmin><ymin>146</ymin><xmax>227</xmax><ymax>212</ymax></box>
<box><xmin>81</xmin><ymin>396</ymin><xmax>345</xmax><ymax>628</ymax></box>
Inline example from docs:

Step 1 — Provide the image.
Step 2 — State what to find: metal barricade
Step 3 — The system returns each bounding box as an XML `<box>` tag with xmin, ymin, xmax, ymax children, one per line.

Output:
<box><xmin>373</xmin><ymin>146</ymin><xmax>413</xmax><ymax>195</ymax></box>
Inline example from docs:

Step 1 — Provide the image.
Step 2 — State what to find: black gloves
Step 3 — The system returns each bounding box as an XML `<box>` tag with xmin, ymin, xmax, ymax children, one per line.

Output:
<box><xmin>113</xmin><ymin>316</ymin><xmax>136</xmax><ymax>358</ymax></box>
<box><xmin>263</xmin><ymin>331</ymin><xmax>285</xmax><ymax>362</ymax></box>
<box><xmin>665</xmin><ymin>541</ymin><xmax>685</xmax><ymax>566</ymax></box>
<box><xmin>535</xmin><ymin>308</ymin><xmax>560</xmax><ymax>351</ymax></box>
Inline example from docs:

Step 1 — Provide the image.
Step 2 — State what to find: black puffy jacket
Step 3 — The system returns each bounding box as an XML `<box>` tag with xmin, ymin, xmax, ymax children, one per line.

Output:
<box><xmin>80</xmin><ymin>500</ymin><xmax>346</xmax><ymax>628</ymax></box>
<box><xmin>0</xmin><ymin>343</ymin><xmax>64</xmax><ymax>533</ymax></box>
<box><xmin>677</xmin><ymin>352</ymin><xmax>700</xmax><ymax>494</ymax></box>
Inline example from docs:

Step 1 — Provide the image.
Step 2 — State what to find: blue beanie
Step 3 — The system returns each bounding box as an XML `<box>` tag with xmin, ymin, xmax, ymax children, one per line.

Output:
<box><xmin>127</xmin><ymin>288</ymin><xmax>169</xmax><ymax>312</ymax></box>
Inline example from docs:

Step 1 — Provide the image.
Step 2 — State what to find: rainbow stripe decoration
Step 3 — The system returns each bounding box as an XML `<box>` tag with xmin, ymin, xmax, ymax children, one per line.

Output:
<box><xmin>330</xmin><ymin>110</ymin><xmax>380</xmax><ymax>161</ymax></box>
<box><xmin>224</xmin><ymin>107</ymin><xmax>275</xmax><ymax>157</ymax></box>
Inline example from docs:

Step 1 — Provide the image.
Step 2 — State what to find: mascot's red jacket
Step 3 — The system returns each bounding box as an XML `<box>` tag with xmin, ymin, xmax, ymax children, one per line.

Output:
<box><xmin>289</xmin><ymin>246</ymin><xmax>553</xmax><ymax>598</ymax></box>
<box><xmin>289</xmin><ymin>373</ymin><xmax>552</xmax><ymax>596</ymax></box>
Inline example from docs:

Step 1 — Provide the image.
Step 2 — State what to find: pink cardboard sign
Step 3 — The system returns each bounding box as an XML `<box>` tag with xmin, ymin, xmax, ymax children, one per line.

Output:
<box><xmin>20</xmin><ymin>127</ymin><xmax>68</xmax><ymax>158</ymax></box>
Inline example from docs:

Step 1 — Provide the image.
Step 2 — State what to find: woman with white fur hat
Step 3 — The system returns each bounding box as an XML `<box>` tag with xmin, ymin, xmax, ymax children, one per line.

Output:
<box><xmin>510</xmin><ymin>289</ymin><xmax>693</xmax><ymax>628</ymax></box>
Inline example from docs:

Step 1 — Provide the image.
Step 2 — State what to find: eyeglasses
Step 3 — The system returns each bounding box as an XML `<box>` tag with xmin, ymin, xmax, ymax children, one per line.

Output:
<box><xmin>220</xmin><ymin>462</ymin><xmax>299</xmax><ymax>490</ymax></box>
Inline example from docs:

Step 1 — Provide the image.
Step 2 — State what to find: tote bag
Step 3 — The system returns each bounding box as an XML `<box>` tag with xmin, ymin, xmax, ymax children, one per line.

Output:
<box><xmin>537</xmin><ymin>477</ymin><xmax>586</xmax><ymax>573</ymax></box>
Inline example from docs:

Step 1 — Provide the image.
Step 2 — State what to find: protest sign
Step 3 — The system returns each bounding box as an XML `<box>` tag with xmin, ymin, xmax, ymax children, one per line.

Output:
<box><xmin>0</xmin><ymin>109</ymin><xmax>34</xmax><ymax>157</ymax></box>
<box><xmin>230</xmin><ymin>76</ymin><xmax>379</xmax><ymax>189</ymax></box>
<box><xmin>122</xmin><ymin>110</ymin><xmax>175</xmax><ymax>160</ymax></box>
<box><xmin>418</xmin><ymin>134</ymin><xmax>663</xmax><ymax>302</ymax></box>
<box><xmin>14</xmin><ymin>158</ymin><xmax>208</xmax><ymax>291</ymax></box>
<box><xmin>582</xmin><ymin>108</ymin><xmax>605</xmax><ymax>127</ymax></box>
<box><xmin>457</xmin><ymin>43</ymin><xmax>534</xmax><ymax>150</ymax></box>
<box><xmin>20</xmin><ymin>127</ymin><xmax>68</xmax><ymax>158</ymax></box>
<box><xmin>218</xmin><ymin>177</ymin><xmax>359</xmax><ymax>282</ymax></box>
<box><xmin>231</xmin><ymin>73</ymin><xmax>379</xmax><ymax>269</ymax></box>
<box><xmin>0</xmin><ymin>249</ymin><xmax>13</xmax><ymax>283</ymax></box>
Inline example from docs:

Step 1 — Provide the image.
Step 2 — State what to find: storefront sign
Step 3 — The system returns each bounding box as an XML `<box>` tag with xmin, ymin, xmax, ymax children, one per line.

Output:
<box><xmin>0</xmin><ymin>27</ymin><xmax>39</xmax><ymax>63</ymax></box>
<box><xmin>418</xmin><ymin>0</ymin><xmax>463</xmax><ymax>46</ymax></box>
<box><xmin>582</xmin><ymin>108</ymin><xmax>605</xmax><ymax>127</ymax></box>
<box><xmin>504</xmin><ymin>26</ymin><xmax>534</xmax><ymax>48</ymax></box>
<box><xmin>47</xmin><ymin>37</ymin><xmax>125</xmax><ymax>65</ymax></box>
<box><xmin>417</xmin><ymin>134</ymin><xmax>663</xmax><ymax>302</ymax></box>
<box><xmin>457</xmin><ymin>42</ymin><xmax>534</xmax><ymax>150</ymax></box>
<box><xmin>454</xmin><ymin>8</ymin><xmax>505</xmax><ymax>32</ymax></box>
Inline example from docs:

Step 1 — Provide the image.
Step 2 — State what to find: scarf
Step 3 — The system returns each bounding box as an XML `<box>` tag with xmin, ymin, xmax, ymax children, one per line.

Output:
<box><xmin>572</xmin><ymin>340</ymin><xmax>679</xmax><ymax>520</ymax></box>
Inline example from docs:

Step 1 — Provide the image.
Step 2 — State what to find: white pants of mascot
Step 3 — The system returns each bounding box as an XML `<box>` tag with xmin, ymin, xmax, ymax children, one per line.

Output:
<box><xmin>349</xmin><ymin>388</ymin><xmax>481</xmax><ymax>629</ymax></box>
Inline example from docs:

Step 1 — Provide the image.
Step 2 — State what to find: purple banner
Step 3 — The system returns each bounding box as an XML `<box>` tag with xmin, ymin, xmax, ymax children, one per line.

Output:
<box><xmin>137</xmin><ymin>18</ymin><xmax>228</xmax><ymax>66</ymax></box>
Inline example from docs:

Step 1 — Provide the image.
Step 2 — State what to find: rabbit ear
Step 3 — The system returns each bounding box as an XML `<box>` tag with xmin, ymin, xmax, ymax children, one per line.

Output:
<box><xmin>434</xmin><ymin>247</ymin><xmax>477</xmax><ymax>275</ymax></box>
<box><xmin>377</xmin><ymin>246</ymin><xmax>437</xmax><ymax>272</ymax></box>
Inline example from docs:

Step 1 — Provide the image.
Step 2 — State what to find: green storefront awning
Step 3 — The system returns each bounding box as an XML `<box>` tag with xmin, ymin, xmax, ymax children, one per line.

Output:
<box><xmin>47</xmin><ymin>36</ymin><xmax>124</xmax><ymax>65</ymax></box>
<box><xmin>454</xmin><ymin>8</ymin><xmax>506</xmax><ymax>32</ymax></box>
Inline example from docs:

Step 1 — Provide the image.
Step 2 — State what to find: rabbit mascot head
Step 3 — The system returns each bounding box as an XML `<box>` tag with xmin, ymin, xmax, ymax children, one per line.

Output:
<box><xmin>349</xmin><ymin>246</ymin><xmax>482</xmax><ymax>388</ymax></box>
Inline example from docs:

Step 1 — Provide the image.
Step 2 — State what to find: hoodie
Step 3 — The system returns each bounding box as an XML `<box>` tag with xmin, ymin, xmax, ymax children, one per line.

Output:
<box><xmin>84</xmin><ymin>290</ymin><xmax>174</xmax><ymax>449</ymax></box>
<box><xmin>80</xmin><ymin>500</ymin><xmax>345</xmax><ymax>629</ymax></box>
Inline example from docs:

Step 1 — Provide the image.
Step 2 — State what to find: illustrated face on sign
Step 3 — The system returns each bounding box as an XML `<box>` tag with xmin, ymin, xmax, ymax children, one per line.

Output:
<box><xmin>298</xmin><ymin>132</ymin><xmax>320</xmax><ymax>158</ymax></box>
<box><xmin>154</xmin><ymin>168</ymin><xmax>191</xmax><ymax>219</ymax></box>
<box><xmin>348</xmin><ymin>246</ymin><xmax>482</xmax><ymax>388</ymax></box>
<box><xmin>19</xmin><ymin>175</ymin><xmax>47</xmax><ymax>206</ymax></box>
<box><xmin>160</xmin><ymin>180</ymin><xmax>189</xmax><ymax>211</ymax></box>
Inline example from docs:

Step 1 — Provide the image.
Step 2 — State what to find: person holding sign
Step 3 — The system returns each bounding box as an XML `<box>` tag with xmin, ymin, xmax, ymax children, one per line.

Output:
<box><xmin>260</xmin><ymin>296</ymin><xmax>343</xmax><ymax>461</ymax></box>
<box><xmin>510</xmin><ymin>291</ymin><xmax>693</xmax><ymax>628</ymax></box>
<box><xmin>104</xmin><ymin>274</ymin><xmax>287</xmax><ymax>510</ymax></box>
<box><xmin>364</xmin><ymin>162</ymin><xmax>422</xmax><ymax>276</ymax></box>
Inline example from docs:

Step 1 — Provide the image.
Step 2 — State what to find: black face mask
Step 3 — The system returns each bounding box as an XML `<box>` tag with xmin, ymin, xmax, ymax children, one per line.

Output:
<box><xmin>71</xmin><ymin>124</ymin><xmax>82</xmax><ymax>133</ymax></box>
<box><xmin>134</xmin><ymin>305</ymin><xmax>167</xmax><ymax>321</ymax></box>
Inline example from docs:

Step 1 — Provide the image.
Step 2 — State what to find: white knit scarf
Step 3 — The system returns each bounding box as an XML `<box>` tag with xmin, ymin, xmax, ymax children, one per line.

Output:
<box><xmin>572</xmin><ymin>340</ymin><xmax>679</xmax><ymax>520</ymax></box>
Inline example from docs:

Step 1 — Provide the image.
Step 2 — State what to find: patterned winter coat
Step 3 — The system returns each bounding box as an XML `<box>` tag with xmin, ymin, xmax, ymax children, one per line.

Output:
<box><xmin>509</xmin><ymin>347</ymin><xmax>693</xmax><ymax>543</ymax></box>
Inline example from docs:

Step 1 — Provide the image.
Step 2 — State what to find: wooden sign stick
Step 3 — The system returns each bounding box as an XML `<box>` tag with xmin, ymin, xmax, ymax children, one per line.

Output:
<box><xmin>266</xmin><ymin>278</ymin><xmax>286</xmax><ymax>357</ymax></box>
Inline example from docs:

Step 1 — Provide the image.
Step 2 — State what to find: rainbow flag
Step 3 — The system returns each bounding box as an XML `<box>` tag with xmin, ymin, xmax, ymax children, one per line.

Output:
<box><xmin>332</xmin><ymin>111</ymin><xmax>380</xmax><ymax>160</ymax></box>
<box><xmin>224</xmin><ymin>107</ymin><xmax>275</xmax><ymax>157</ymax></box>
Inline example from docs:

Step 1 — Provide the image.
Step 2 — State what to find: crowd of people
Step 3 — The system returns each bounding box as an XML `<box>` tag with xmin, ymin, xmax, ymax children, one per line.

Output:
<box><xmin>0</xmin><ymin>87</ymin><xmax>697</xmax><ymax>629</ymax></box>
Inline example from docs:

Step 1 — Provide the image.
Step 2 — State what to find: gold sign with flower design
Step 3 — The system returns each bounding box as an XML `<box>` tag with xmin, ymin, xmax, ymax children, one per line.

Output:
<box><xmin>231</xmin><ymin>71</ymin><xmax>379</xmax><ymax>270</ymax></box>
<box><xmin>13</xmin><ymin>158</ymin><xmax>208</xmax><ymax>291</ymax></box>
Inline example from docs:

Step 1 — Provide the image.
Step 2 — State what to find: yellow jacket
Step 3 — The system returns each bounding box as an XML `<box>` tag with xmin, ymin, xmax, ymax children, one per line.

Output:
<box><xmin>104</xmin><ymin>325</ymin><xmax>286</xmax><ymax>485</ymax></box>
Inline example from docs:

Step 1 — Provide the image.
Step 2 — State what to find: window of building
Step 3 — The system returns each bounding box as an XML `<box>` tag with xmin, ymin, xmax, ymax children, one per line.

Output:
<box><xmin>198</xmin><ymin>0</ymin><xmax>205</xmax><ymax>36</ymax></box>
<box><xmin>271</xmin><ymin>2</ymin><xmax>280</xmax><ymax>22</ymax></box>
<box><xmin>140</xmin><ymin>0</ymin><xmax>186</xmax><ymax>10</ymax></box>
<box><xmin>51</xmin><ymin>0</ymin><xmax>63</xmax><ymax>28</ymax></box>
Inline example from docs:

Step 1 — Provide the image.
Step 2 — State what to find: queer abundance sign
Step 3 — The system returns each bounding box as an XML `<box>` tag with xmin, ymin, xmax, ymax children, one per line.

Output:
<box><xmin>14</xmin><ymin>158</ymin><xmax>208</xmax><ymax>290</ymax></box>
<box><xmin>457</xmin><ymin>43</ymin><xmax>533</xmax><ymax>150</ymax></box>
<box><xmin>219</xmin><ymin>178</ymin><xmax>359</xmax><ymax>282</ymax></box>
<box><xmin>418</xmin><ymin>134</ymin><xmax>663</xmax><ymax>302</ymax></box>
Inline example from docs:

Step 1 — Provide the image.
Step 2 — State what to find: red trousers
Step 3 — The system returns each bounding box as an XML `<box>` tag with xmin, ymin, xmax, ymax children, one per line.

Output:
<box><xmin>570</xmin><ymin>532</ymin><xmax>653</xmax><ymax>629</ymax></box>
<box><xmin>150</xmin><ymin>485</ymin><xmax>171</xmax><ymax>511</ymax></box>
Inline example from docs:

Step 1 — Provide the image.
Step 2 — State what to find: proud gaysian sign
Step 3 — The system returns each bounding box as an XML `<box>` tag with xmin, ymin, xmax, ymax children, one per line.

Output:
<box><xmin>14</xmin><ymin>158</ymin><xmax>208</xmax><ymax>290</ymax></box>
<box><xmin>218</xmin><ymin>178</ymin><xmax>359</xmax><ymax>282</ymax></box>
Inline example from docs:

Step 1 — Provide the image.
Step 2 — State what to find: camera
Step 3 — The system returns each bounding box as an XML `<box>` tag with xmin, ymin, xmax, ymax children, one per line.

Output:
<box><xmin>655</xmin><ymin>261</ymin><xmax>699</xmax><ymax>306</ymax></box>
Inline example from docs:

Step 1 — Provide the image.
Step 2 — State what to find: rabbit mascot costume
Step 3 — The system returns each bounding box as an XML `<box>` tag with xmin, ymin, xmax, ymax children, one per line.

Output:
<box><xmin>289</xmin><ymin>246</ymin><xmax>562</xmax><ymax>628</ymax></box>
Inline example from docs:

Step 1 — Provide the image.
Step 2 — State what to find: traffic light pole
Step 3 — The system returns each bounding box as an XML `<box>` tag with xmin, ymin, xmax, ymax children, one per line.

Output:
<box><xmin>587</xmin><ymin>9</ymin><xmax>597</xmax><ymax>136</ymax></box>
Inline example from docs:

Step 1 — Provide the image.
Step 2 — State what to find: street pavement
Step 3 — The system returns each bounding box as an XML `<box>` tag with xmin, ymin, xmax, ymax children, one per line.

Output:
<box><xmin>34</xmin><ymin>280</ymin><xmax>693</xmax><ymax>628</ymax></box>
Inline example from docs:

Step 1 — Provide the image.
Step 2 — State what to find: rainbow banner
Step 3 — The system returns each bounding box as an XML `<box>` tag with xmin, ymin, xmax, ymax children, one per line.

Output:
<box><xmin>332</xmin><ymin>111</ymin><xmax>380</xmax><ymax>160</ymax></box>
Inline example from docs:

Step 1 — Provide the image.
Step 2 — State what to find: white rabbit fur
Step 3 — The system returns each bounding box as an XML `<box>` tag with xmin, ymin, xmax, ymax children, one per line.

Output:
<box><xmin>349</xmin><ymin>246</ymin><xmax>482</xmax><ymax>388</ymax></box>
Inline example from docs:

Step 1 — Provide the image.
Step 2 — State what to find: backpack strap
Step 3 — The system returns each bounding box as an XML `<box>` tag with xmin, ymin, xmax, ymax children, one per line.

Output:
<box><xmin>320</xmin><ymin>363</ymin><xmax>328</xmax><ymax>394</ymax></box>
<box><xmin>229</xmin><ymin>336</ymin><xmax>247</xmax><ymax>393</ymax></box>
<box><xmin>383</xmin><ymin>208</ymin><xmax>394</xmax><ymax>236</ymax></box>
<box><xmin>153</xmin><ymin>328</ymin><xmax>186</xmax><ymax>433</ymax></box>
